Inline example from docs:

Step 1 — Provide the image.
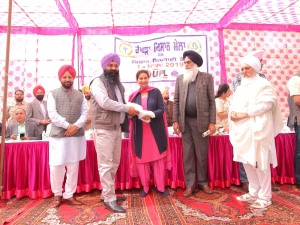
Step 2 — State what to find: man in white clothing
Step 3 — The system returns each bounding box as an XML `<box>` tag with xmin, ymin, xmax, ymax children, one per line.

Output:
<box><xmin>229</xmin><ymin>55</ymin><xmax>283</xmax><ymax>209</ymax></box>
<box><xmin>47</xmin><ymin>65</ymin><xmax>89</xmax><ymax>207</ymax></box>
<box><xmin>90</xmin><ymin>53</ymin><xmax>138</xmax><ymax>213</ymax></box>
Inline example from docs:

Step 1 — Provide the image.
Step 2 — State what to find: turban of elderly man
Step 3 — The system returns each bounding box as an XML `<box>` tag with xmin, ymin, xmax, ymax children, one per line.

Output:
<box><xmin>33</xmin><ymin>85</ymin><xmax>45</xmax><ymax>96</ymax></box>
<box><xmin>240</xmin><ymin>55</ymin><xmax>261</xmax><ymax>73</ymax></box>
<box><xmin>81</xmin><ymin>85</ymin><xmax>90</xmax><ymax>93</ymax></box>
<box><xmin>101</xmin><ymin>53</ymin><xmax>121</xmax><ymax>70</ymax></box>
<box><xmin>247</xmin><ymin>50</ymin><xmax>265</xmax><ymax>61</ymax></box>
<box><xmin>58</xmin><ymin>65</ymin><xmax>76</xmax><ymax>80</ymax></box>
<box><xmin>183</xmin><ymin>50</ymin><xmax>203</xmax><ymax>67</ymax></box>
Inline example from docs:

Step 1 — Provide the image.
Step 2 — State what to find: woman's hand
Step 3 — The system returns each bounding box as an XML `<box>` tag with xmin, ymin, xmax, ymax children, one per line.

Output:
<box><xmin>141</xmin><ymin>115</ymin><xmax>151</xmax><ymax>120</ymax></box>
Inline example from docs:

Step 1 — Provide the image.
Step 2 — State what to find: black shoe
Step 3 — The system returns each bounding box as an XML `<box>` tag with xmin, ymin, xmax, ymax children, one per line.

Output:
<box><xmin>101</xmin><ymin>195</ymin><xmax>126</xmax><ymax>202</ymax></box>
<box><xmin>103</xmin><ymin>200</ymin><xmax>125</xmax><ymax>213</ymax></box>
<box><xmin>158</xmin><ymin>190</ymin><xmax>170</xmax><ymax>196</ymax></box>
<box><xmin>296</xmin><ymin>184</ymin><xmax>300</xmax><ymax>189</ymax></box>
<box><xmin>140</xmin><ymin>190</ymin><xmax>148</xmax><ymax>197</ymax></box>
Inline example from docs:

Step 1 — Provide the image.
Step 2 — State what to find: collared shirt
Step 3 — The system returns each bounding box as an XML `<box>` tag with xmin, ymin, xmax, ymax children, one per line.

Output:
<box><xmin>7</xmin><ymin>102</ymin><xmax>28</xmax><ymax>125</ymax></box>
<box><xmin>17</xmin><ymin>122</ymin><xmax>26</xmax><ymax>135</ymax></box>
<box><xmin>38</xmin><ymin>100</ymin><xmax>46</xmax><ymax>119</ymax></box>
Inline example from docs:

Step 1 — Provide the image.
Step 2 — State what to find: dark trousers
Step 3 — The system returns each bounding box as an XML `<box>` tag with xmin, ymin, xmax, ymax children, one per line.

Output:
<box><xmin>295</xmin><ymin>125</ymin><xmax>300</xmax><ymax>184</ymax></box>
<box><xmin>239</xmin><ymin>163</ymin><xmax>248</xmax><ymax>183</ymax></box>
<box><xmin>182</xmin><ymin>117</ymin><xmax>209</xmax><ymax>188</ymax></box>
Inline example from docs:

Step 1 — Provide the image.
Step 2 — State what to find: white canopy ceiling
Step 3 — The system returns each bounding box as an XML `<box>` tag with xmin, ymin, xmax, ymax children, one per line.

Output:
<box><xmin>0</xmin><ymin>0</ymin><xmax>299</xmax><ymax>35</ymax></box>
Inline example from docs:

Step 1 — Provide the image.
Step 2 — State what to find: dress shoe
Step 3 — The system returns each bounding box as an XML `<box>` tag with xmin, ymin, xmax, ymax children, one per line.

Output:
<box><xmin>271</xmin><ymin>185</ymin><xmax>279</xmax><ymax>191</ymax></box>
<box><xmin>53</xmin><ymin>196</ymin><xmax>62</xmax><ymax>207</ymax></box>
<box><xmin>140</xmin><ymin>191</ymin><xmax>148</xmax><ymax>197</ymax></box>
<box><xmin>63</xmin><ymin>197</ymin><xmax>83</xmax><ymax>205</ymax></box>
<box><xmin>200</xmin><ymin>185</ymin><xmax>213</xmax><ymax>194</ymax></box>
<box><xmin>104</xmin><ymin>200</ymin><xmax>125</xmax><ymax>213</ymax></box>
<box><xmin>296</xmin><ymin>184</ymin><xmax>300</xmax><ymax>189</ymax></box>
<box><xmin>101</xmin><ymin>195</ymin><xmax>126</xmax><ymax>202</ymax></box>
<box><xmin>242</xmin><ymin>182</ymin><xmax>249</xmax><ymax>191</ymax></box>
<box><xmin>183</xmin><ymin>188</ymin><xmax>195</xmax><ymax>198</ymax></box>
<box><xmin>157</xmin><ymin>189</ymin><xmax>170</xmax><ymax>196</ymax></box>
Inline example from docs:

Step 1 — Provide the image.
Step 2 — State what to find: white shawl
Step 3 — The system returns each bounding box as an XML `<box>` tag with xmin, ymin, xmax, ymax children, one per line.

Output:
<box><xmin>229</xmin><ymin>76</ymin><xmax>283</xmax><ymax>173</ymax></box>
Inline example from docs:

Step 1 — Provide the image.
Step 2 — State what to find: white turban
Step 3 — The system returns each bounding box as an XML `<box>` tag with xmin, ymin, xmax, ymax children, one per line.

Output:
<box><xmin>247</xmin><ymin>50</ymin><xmax>265</xmax><ymax>61</ymax></box>
<box><xmin>240</xmin><ymin>55</ymin><xmax>261</xmax><ymax>73</ymax></box>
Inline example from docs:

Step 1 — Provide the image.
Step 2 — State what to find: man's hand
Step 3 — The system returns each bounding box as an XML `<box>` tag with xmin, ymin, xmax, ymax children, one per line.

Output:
<box><xmin>40</xmin><ymin>119</ymin><xmax>51</xmax><ymax>125</ymax></box>
<box><xmin>21</xmin><ymin>136</ymin><xmax>30</xmax><ymax>140</ymax></box>
<box><xmin>127</xmin><ymin>106</ymin><xmax>139</xmax><ymax>116</ymax></box>
<box><xmin>208</xmin><ymin>123</ymin><xmax>216</xmax><ymax>135</ymax></box>
<box><xmin>230</xmin><ymin>112</ymin><xmax>248</xmax><ymax>121</ymax></box>
<box><xmin>10</xmin><ymin>134</ymin><xmax>17</xmax><ymax>140</ymax></box>
<box><xmin>86</xmin><ymin>116</ymin><xmax>91</xmax><ymax>124</ymax></box>
<box><xmin>173</xmin><ymin>122</ymin><xmax>180</xmax><ymax>136</ymax></box>
<box><xmin>64</xmin><ymin>124</ymin><xmax>78</xmax><ymax>137</ymax></box>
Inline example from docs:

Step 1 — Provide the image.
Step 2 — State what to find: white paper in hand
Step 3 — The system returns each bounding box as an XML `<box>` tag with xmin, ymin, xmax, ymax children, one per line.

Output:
<box><xmin>127</xmin><ymin>102</ymin><xmax>155</xmax><ymax>123</ymax></box>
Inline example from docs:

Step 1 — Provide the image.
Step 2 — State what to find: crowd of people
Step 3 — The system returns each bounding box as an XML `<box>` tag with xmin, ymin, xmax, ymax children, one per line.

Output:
<box><xmin>2</xmin><ymin>48</ymin><xmax>298</xmax><ymax>213</ymax></box>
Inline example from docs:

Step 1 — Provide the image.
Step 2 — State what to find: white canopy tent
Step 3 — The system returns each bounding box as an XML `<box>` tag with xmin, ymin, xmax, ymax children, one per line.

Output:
<box><xmin>0</xmin><ymin>0</ymin><xmax>299</xmax><ymax>194</ymax></box>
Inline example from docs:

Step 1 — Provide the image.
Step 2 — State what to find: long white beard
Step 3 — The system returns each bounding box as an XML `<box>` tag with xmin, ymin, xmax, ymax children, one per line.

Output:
<box><xmin>241</xmin><ymin>74</ymin><xmax>259</xmax><ymax>86</ymax></box>
<box><xmin>183</xmin><ymin>64</ymin><xmax>199</xmax><ymax>84</ymax></box>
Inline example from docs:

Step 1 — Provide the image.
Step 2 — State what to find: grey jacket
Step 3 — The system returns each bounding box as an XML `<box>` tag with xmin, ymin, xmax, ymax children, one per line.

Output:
<box><xmin>26</xmin><ymin>98</ymin><xmax>49</xmax><ymax>135</ymax></box>
<box><xmin>173</xmin><ymin>71</ymin><xmax>216</xmax><ymax>133</ymax></box>
<box><xmin>6</xmin><ymin>121</ymin><xmax>41</xmax><ymax>140</ymax></box>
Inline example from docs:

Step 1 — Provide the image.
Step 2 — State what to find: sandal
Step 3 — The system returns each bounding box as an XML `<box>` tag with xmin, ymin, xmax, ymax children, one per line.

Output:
<box><xmin>237</xmin><ymin>193</ymin><xmax>258</xmax><ymax>202</ymax></box>
<box><xmin>251</xmin><ymin>198</ymin><xmax>272</xmax><ymax>209</ymax></box>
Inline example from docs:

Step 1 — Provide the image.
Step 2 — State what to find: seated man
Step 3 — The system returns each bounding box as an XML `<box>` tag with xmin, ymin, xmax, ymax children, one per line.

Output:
<box><xmin>6</xmin><ymin>108</ymin><xmax>41</xmax><ymax>140</ymax></box>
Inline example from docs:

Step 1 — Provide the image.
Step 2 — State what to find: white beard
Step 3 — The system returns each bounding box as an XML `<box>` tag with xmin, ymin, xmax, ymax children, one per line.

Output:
<box><xmin>183</xmin><ymin>64</ymin><xmax>199</xmax><ymax>84</ymax></box>
<box><xmin>241</xmin><ymin>74</ymin><xmax>259</xmax><ymax>86</ymax></box>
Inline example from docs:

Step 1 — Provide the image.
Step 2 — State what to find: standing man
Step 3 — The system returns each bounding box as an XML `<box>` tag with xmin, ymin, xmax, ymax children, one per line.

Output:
<box><xmin>81</xmin><ymin>85</ymin><xmax>92</xmax><ymax>131</ymax></box>
<box><xmin>47</xmin><ymin>65</ymin><xmax>88</xmax><ymax>208</ymax></box>
<box><xmin>287</xmin><ymin>72</ymin><xmax>300</xmax><ymax>189</ymax></box>
<box><xmin>173</xmin><ymin>50</ymin><xmax>216</xmax><ymax>198</ymax></box>
<box><xmin>229</xmin><ymin>55</ymin><xmax>282</xmax><ymax>208</ymax></box>
<box><xmin>161</xmin><ymin>89</ymin><xmax>174</xmax><ymax>127</ymax></box>
<box><xmin>6</xmin><ymin>90</ymin><xmax>28</xmax><ymax>125</ymax></box>
<box><xmin>90</xmin><ymin>53</ymin><xmax>138</xmax><ymax>213</ymax></box>
<box><xmin>232</xmin><ymin>50</ymin><xmax>279</xmax><ymax>192</ymax></box>
<box><xmin>27</xmin><ymin>85</ymin><xmax>51</xmax><ymax>135</ymax></box>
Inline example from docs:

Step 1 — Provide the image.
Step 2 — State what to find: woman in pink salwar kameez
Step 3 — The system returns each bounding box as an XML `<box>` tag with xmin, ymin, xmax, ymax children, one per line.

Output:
<box><xmin>128</xmin><ymin>70</ymin><xmax>172</xmax><ymax>197</ymax></box>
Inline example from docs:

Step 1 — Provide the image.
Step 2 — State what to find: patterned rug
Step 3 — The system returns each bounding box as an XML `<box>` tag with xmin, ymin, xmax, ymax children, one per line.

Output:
<box><xmin>1</xmin><ymin>185</ymin><xmax>300</xmax><ymax>225</ymax></box>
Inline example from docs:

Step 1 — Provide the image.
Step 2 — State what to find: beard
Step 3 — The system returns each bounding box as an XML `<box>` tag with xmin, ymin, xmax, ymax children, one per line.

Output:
<box><xmin>85</xmin><ymin>95</ymin><xmax>91</xmax><ymax>100</ymax></box>
<box><xmin>15</xmin><ymin>97</ymin><xmax>23</xmax><ymax>103</ymax></box>
<box><xmin>183</xmin><ymin>64</ymin><xmax>199</xmax><ymax>84</ymax></box>
<box><xmin>241</xmin><ymin>74</ymin><xmax>259</xmax><ymax>86</ymax></box>
<box><xmin>61</xmin><ymin>81</ymin><xmax>73</xmax><ymax>89</ymax></box>
<box><xmin>104</xmin><ymin>69</ymin><xmax>120</xmax><ymax>84</ymax></box>
<box><xmin>164</xmin><ymin>96</ymin><xmax>169</xmax><ymax>101</ymax></box>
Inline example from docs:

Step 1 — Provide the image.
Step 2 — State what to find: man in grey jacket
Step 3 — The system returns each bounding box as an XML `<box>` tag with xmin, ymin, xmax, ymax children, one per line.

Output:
<box><xmin>27</xmin><ymin>85</ymin><xmax>51</xmax><ymax>135</ymax></box>
<box><xmin>90</xmin><ymin>53</ymin><xmax>138</xmax><ymax>213</ymax></box>
<box><xmin>6</xmin><ymin>108</ymin><xmax>41</xmax><ymax>140</ymax></box>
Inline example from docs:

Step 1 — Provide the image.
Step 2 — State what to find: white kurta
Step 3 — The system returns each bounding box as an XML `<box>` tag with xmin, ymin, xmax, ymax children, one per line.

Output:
<box><xmin>229</xmin><ymin>75</ymin><xmax>283</xmax><ymax>173</ymax></box>
<box><xmin>47</xmin><ymin>92</ymin><xmax>89</xmax><ymax>166</ymax></box>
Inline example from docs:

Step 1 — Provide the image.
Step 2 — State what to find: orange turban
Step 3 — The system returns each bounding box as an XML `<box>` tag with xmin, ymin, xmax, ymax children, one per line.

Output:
<box><xmin>58</xmin><ymin>65</ymin><xmax>76</xmax><ymax>80</ymax></box>
<box><xmin>33</xmin><ymin>85</ymin><xmax>45</xmax><ymax>96</ymax></box>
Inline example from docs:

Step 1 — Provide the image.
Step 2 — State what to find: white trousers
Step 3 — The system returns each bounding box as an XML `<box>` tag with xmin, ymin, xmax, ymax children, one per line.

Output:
<box><xmin>243</xmin><ymin>163</ymin><xmax>272</xmax><ymax>201</ymax></box>
<box><xmin>50</xmin><ymin>162</ymin><xmax>79</xmax><ymax>199</ymax></box>
<box><xmin>93</xmin><ymin>128</ymin><xmax>122</xmax><ymax>202</ymax></box>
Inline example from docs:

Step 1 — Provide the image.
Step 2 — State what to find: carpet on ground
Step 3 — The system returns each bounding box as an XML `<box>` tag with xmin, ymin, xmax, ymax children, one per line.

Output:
<box><xmin>1</xmin><ymin>184</ymin><xmax>300</xmax><ymax>224</ymax></box>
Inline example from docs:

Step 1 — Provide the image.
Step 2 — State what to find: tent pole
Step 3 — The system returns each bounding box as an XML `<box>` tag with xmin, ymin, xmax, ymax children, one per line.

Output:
<box><xmin>0</xmin><ymin>0</ymin><xmax>13</xmax><ymax>196</ymax></box>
